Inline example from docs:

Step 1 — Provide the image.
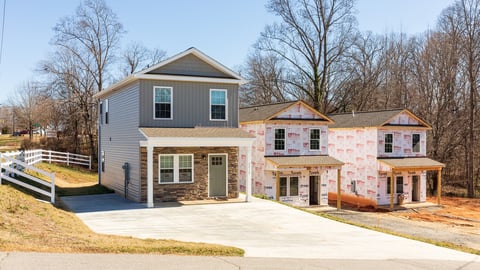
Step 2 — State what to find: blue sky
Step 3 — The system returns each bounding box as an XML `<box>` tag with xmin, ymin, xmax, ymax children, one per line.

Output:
<box><xmin>0</xmin><ymin>0</ymin><xmax>455</xmax><ymax>104</ymax></box>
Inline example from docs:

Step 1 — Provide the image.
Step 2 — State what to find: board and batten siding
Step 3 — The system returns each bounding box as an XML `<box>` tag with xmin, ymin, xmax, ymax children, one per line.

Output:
<box><xmin>147</xmin><ymin>54</ymin><xmax>234</xmax><ymax>78</ymax></box>
<box><xmin>139</xmin><ymin>80</ymin><xmax>239</xmax><ymax>128</ymax></box>
<box><xmin>100</xmin><ymin>81</ymin><xmax>145</xmax><ymax>202</ymax></box>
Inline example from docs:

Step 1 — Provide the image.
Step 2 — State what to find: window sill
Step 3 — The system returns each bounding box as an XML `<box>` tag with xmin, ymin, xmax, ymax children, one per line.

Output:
<box><xmin>158</xmin><ymin>181</ymin><xmax>194</xmax><ymax>185</ymax></box>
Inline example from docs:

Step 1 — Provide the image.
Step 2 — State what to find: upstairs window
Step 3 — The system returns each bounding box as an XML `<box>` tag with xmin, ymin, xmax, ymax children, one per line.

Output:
<box><xmin>210</xmin><ymin>89</ymin><xmax>227</xmax><ymax>120</ymax></box>
<box><xmin>154</xmin><ymin>86</ymin><xmax>172</xmax><ymax>119</ymax></box>
<box><xmin>310</xmin><ymin>128</ymin><xmax>321</xmax><ymax>150</ymax></box>
<box><xmin>274</xmin><ymin>128</ymin><xmax>285</xmax><ymax>150</ymax></box>
<box><xmin>412</xmin><ymin>134</ymin><xmax>420</xmax><ymax>153</ymax></box>
<box><xmin>384</xmin><ymin>133</ymin><xmax>393</xmax><ymax>153</ymax></box>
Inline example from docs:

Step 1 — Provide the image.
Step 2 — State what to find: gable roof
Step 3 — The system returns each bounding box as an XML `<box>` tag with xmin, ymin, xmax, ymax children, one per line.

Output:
<box><xmin>94</xmin><ymin>47</ymin><xmax>246</xmax><ymax>99</ymax></box>
<box><xmin>239</xmin><ymin>100</ymin><xmax>333</xmax><ymax>124</ymax></box>
<box><xmin>328</xmin><ymin>109</ymin><xmax>431</xmax><ymax>129</ymax></box>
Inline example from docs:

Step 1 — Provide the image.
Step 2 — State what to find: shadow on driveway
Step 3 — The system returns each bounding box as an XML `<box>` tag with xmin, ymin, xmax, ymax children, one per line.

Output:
<box><xmin>61</xmin><ymin>194</ymin><xmax>182</xmax><ymax>213</ymax></box>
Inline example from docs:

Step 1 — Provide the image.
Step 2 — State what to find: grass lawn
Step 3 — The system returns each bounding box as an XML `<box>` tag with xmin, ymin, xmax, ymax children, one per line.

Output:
<box><xmin>0</xmin><ymin>134</ymin><xmax>23</xmax><ymax>152</ymax></box>
<box><xmin>0</xmin><ymin>163</ymin><xmax>244</xmax><ymax>256</ymax></box>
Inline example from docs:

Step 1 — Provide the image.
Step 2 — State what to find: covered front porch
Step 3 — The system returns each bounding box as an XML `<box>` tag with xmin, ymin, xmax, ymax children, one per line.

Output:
<box><xmin>264</xmin><ymin>155</ymin><xmax>344</xmax><ymax>208</ymax></box>
<box><xmin>139</xmin><ymin>127</ymin><xmax>255</xmax><ymax>208</ymax></box>
<box><xmin>378</xmin><ymin>157</ymin><xmax>445</xmax><ymax>211</ymax></box>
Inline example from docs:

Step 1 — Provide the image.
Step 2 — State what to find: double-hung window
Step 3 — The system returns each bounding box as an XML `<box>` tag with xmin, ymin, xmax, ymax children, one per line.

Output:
<box><xmin>154</xmin><ymin>86</ymin><xmax>172</xmax><ymax>119</ymax></box>
<box><xmin>274</xmin><ymin>128</ymin><xmax>285</xmax><ymax>150</ymax></box>
<box><xmin>159</xmin><ymin>154</ymin><xmax>193</xmax><ymax>183</ymax></box>
<box><xmin>412</xmin><ymin>133</ymin><xmax>420</xmax><ymax>153</ymax></box>
<box><xmin>279</xmin><ymin>176</ymin><xmax>299</xmax><ymax>197</ymax></box>
<box><xmin>396</xmin><ymin>176</ymin><xmax>404</xmax><ymax>194</ymax></box>
<box><xmin>384</xmin><ymin>133</ymin><xmax>393</xmax><ymax>153</ymax></box>
<box><xmin>310</xmin><ymin>128</ymin><xmax>321</xmax><ymax>150</ymax></box>
<box><xmin>210</xmin><ymin>89</ymin><xmax>227</xmax><ymax>120</ymax></box>
<box><xmin>104</xmin><ymin>99</ymin><xmax>109</xmax><ymax>124</ymax></box>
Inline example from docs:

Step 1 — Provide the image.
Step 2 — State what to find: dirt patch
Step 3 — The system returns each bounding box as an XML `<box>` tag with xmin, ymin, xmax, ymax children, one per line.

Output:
<box><xmin>323</xmin><ymin>196</ymin><xmax>480</xmax><ymax>252</ymax></box>
<box><xmin>394</xmin><ymin>197</ymin><xmax>480</xmax><ymax>227</ymax></box>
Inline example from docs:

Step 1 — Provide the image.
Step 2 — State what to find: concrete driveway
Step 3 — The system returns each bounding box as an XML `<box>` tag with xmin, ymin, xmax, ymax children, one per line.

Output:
<box><xmin>61</xmin><ymin>194</ymin><xmax>480</xmax><ymax>262</ymax></box>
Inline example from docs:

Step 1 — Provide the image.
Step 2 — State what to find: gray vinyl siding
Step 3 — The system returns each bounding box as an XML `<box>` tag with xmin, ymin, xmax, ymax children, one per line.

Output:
<box><xmin>147</xmin><ymin>54</ymin><xmax>234</xmax><ymax>78</ymax></box>
<box><xmin>139</xmin><ymin>80</ymin><xmax>239</xmax><ymax>128</ymax></box>
<box><xmin>100</xmin><ymin>81</ymin><xmax>145</xmax><ymax>202</ymax></box>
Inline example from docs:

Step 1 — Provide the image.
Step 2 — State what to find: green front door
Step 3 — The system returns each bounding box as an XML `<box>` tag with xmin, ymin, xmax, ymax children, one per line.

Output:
<box><xmin>209</xmin><ymin>154</ymin><xmax>227</xmax><ymax>197</ymax></box>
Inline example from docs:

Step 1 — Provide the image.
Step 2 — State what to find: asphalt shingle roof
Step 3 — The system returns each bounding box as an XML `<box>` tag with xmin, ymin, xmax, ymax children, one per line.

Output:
<box><xmin>266</xmin><ymin>155</ymin><xmax>344</xmax><ymax>167</ymax></box>
<box><xmin>378</xmin><ymin>158</ymin><xmax>445</xmax><ymax>170</ymax></box>
<box><xmin>239</xmin><ymin>101</ymin><xmax>297</xmax><ymax>123</ymax></box>
<box><xmin>328</xmin><ymin>109</ymin><xmax>405</xmax><ymax>128</ymax></box>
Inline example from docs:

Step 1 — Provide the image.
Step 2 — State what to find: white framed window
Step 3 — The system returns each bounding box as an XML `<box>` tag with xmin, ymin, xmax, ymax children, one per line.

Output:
<box><xmin>159</xmin><ymin>154</ymin><xmax>193</xmax><ymax>184</ymax></box>
<box><xmin>412</xmin><ymin>133</ymin><xmax>420</xmax><ymax>153</ymax></box>
<box><xmin>210</xmin><ymin>89</ymin><xmax>227</xmax><ymax>120</ymax></box>
<box><xmin>279</xmin><ymin>176</ymin><xmax>299</xmax><ymax>196</ymax></box>
<box><xmin>309</xmin><ymin>128</ymin><xmax>321</xmax><ymax>150</ymax></box>
<box><xmin>154</xmin><ymin>86</ymin><xmax>173</xmax><ymax>119</ymax></box>
<box><xmin>104</xmin><ymin>99</ymin><xmax>109</xmax><ymax>124</ymax></box>
<box><xmin>274</xmin><ymin>128</ymin><xmax>285</xmax><ymax>150</ymax></box>
<box><xmin>384</xmin><ymin>133</ymin><xmax>393</xmax><ymax>153</ymax></box>
<box><xmin>99</xmin><ymin>101</ymin><xmax>103</xmax><ymax>124</ymax></box>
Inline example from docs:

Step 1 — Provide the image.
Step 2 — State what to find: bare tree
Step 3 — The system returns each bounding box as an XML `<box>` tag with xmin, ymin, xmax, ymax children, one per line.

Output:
<box><xmin>52</xmin><ymin>0</ymin><xmax>124</xmax><ymax>93</ymax></box>
<box><xmin>42</xmin><ymin>0</ymin><xmax>123</xmax><ymax>158</ymax></box>
<box><xmin>120</xmin><ymin>42</ymin><xmax>166</xmax><ymax>76</ymax></box>
<box><xmin>439</xmin><ymin>0</ymin><xmax>480</xmax><ymax>197</ymax></box>
<box><xmin>9</xmin><ymin>81</ymin><xmax>47</xmax><ymax>140</ymax></box>
<box><xmin>239</xmin><ymin>51</ymin><xmax>289</xmax><ymax>106</ymax></box>
<box><xmin>334</xmin><ymin>32</ymin><xmax>384</xmax><ymax>112</ymax></box>
<box><xmin>256</xmin><ymin>0</ymin><xmax>357</xmax><ymax>112</ymax></box>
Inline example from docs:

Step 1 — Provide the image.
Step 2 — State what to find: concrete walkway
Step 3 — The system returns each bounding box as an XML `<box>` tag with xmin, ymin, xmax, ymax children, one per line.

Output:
<box><xmin>61</xmin><ymin>194</ymin><xmax>480</xmax><ymax>262</ymax></box>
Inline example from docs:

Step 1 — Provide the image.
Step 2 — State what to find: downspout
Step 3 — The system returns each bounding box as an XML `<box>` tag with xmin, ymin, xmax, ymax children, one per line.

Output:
<box><xmin>98</xmin><ymin>120</ymin><xmax>101</xmax><ymax>185</ymax></box>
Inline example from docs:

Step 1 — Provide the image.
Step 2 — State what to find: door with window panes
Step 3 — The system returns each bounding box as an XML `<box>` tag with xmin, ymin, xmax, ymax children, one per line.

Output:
<box><xmin>209</xmin><ymin>154</ymin><xmax>227</xmax><ymax>197</ymax></box>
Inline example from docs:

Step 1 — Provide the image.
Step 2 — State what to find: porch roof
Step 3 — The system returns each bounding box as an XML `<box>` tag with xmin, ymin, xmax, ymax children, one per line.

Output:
<box><xmin>139</xmin><ymin>127</ymin><xmax>255</xmax><ymax>147</ymax></box>
<box><xmin>266</xmin><ymin>155</ymin><xmax>344</xmax><ymax>168</ymax></box>
<box><xmin>378</xmin><ymin>157</ymin><xmax>445</xmax><ymax>171</ymax></box>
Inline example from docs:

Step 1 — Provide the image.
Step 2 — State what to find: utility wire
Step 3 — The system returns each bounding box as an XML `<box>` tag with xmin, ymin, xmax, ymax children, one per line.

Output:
<box><xmin>0</xmin><ymin>0</ymin><xmax>6</xmax><ymax>65</ymax></box>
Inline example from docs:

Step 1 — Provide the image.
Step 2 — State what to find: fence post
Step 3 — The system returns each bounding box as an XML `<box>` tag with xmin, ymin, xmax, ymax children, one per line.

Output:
<box><xmin>49</xmin><ymin>150</ymin><xmax>52</xmax><ymax>164</ymax></box>
<box><xmin>89</xmin><ymin>155</ymin><xmax>92</xmax><ymax>170</ymax></box>
<box><xmin>50</xmin><ymin>173</ymin><xmax>55</xmax><ymax>204</ymax></box>
<box><xmin>67</xmin><ymin>152</ymin><xmax>69</xmax><ymax>166</ymax></box>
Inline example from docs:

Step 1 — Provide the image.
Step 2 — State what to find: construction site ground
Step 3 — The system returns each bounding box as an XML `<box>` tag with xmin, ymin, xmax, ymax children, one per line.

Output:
<box><xmin>320</xmin><ymin>197</ymin><xmax>480</xmax><ymax>252</ymax></box>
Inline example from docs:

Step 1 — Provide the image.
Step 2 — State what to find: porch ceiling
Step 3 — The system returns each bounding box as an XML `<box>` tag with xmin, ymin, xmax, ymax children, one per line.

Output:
<box><xmin>378</xmin><ymin>157</ymin><xmax>445</xmax><ymax>171</ymax></box>
<box><xmin>266</xmin><ymin>155</ymin><xmax>344</xmax><ymax>168</ymax></box>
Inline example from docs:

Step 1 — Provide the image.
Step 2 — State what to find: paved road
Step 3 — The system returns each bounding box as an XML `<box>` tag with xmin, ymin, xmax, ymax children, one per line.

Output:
<box><xmin>61</xmin><ymin>194</ymin><xmax>480</xmax><ymax>263</ymax></box>
<box><xmin>1</xmin><ymin>252</ymin><xmax>479</xmax><ymax>270</ymax></box>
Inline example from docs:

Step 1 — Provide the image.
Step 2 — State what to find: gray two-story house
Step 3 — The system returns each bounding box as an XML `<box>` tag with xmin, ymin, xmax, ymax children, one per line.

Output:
<box><xmin>94</xmin><ymin>48</ymin><xmax>255</xmax><ymax>207</ymax></box>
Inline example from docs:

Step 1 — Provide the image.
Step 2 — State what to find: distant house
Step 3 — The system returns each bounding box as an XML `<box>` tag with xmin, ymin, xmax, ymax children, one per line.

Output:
<box><xmin>94</xmin><ymin>47</ymin><xmax>255</xmax><ymax>207</ymax></box>
<box><xmin>327</xmin><ymin>109</ymin><xmax>445</xmax><ymax>208</ymax></box>
<box><xmin>239</xmin><ymin>101</ymin><xmax>343</xmax><ymax>207</ymax></box>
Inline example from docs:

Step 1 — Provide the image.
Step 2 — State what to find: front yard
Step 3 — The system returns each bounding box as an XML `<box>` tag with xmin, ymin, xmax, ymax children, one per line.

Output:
<box><xmin>0</xmin><ymin>162</ymin><xmax>243</xmax><ymax>256</ymax></box>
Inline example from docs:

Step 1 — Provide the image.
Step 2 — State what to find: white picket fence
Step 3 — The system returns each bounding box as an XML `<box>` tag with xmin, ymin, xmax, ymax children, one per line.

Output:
<box><xmin>0</xmin><ymin>149</ymin><xmax>92</xmax><ymax>203</ymax></box>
